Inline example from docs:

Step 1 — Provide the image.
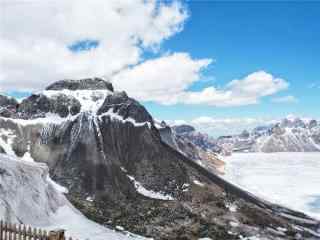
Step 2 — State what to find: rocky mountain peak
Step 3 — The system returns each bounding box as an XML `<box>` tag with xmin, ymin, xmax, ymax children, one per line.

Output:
<box><xmin>172</xmin><ymin>124</ymin><xmax>195</xmax><ymax>135</ymax></box>
<box><xmin>45</xmin><ymin>77</ymin><xmax>114</xmax><ymax>92</ymax></box>
<box><xmin>216</xmin><ymin>116</ymin><xmax>320</xmax><ymax>153</ymax></box>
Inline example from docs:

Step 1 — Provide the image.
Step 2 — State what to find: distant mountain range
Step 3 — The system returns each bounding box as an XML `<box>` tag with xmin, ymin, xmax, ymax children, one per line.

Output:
<box><xmin>216</xmin><ymin>116</ymin><xmax>320</xmax><ymax>153</ymax></box>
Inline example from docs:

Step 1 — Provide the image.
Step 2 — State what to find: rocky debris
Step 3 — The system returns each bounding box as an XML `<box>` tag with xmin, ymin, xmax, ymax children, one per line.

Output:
<box><xmin>46</xmin><ymin>77</ymin><xmax>114</xmax><ymax>92</ymax></box>
<box><xmin>0</xmin><ymin>80</ymin><xmax>319</xmax><ymax>239</ymax></box>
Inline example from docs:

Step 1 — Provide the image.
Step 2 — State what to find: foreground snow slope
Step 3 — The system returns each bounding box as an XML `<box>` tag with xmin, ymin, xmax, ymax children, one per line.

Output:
<box><xmin>0</xmin><ymin>154</ymin><xmax>145</xmax><ymax>240</ymax></box>
<box><xmin>223</xmin><ymin>152</ymin><xmax>320</xmax><ymax>220</ymax></box>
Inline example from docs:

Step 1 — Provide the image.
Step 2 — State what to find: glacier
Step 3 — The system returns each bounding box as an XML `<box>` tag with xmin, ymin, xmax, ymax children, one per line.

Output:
<box><xmin>223</xmin><ymin>152</ymin><xmax>320</xmax><ymax>220</ymax></box>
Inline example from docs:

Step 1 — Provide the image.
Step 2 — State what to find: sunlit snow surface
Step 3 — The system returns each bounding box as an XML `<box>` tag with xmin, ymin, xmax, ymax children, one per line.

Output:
<box><xmin>0</xmin><ymin>154</ymin><xmax>147</xmax><ymax>240</ymax></box>
<box><xmin>223</xmin><ymin>152</ymin><xmax>320</xmax><ymax>220</ymax></box>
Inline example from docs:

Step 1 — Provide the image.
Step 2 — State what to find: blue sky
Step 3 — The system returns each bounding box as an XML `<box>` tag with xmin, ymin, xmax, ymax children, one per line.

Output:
<box><xmin>145</xmin><ymin>1</ymin><xmax>320</xmax><ymax>122</ymax></box>
<box><xmin>2</xmin><ymin>1</ymin><xmax>319</xmax><ymax>136</ymax></box>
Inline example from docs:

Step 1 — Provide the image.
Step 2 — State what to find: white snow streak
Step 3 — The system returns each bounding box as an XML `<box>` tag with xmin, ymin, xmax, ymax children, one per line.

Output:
<box><xmin>100</xmin><ymin>108</ymin><xmax>151</xmax><ymax>128</ymax></box>
<box><xmin>127</xmin><ymin>175</ymin><xmax>174</xmax><ymax>200</ymax></box>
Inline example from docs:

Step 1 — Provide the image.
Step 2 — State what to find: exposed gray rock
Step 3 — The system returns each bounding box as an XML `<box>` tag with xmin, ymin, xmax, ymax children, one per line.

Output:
<box><xmin>98</xmin><ymin>91</ymin><xmax>153</xmax><ymax>124</ymax></box>
<box><xmin>46</xmin><ymin>77</ymin><xmax>114</xmax><ymax>92</ymax></box>
<box><xmin>172</xmin><ymin>125</ymin><xmax>195</xmax><ymax>135</ymax></box>
<box><xmin>0</xmin><ymin>95</ymin><xmax>18</xmax><ymax>108</ymax></box>
<box><xmin>17</xmin><ymin>93</ymin><xmax>81</xmax><ymax>119</ymax></box>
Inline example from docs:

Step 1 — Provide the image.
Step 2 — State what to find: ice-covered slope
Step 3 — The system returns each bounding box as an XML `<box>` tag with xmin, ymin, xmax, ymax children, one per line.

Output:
<box><xmin>217</xmin><ymin>117</ymin><xmax>320</xmax><ymax>153</ymax></box>
<box><xmin>0</xmin><ymin>153</ymin><xmax>145</xmax><ymax>240</ymax></box>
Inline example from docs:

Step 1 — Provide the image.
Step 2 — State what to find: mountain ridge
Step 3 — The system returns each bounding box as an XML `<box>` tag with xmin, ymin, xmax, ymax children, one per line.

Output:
<box><xmin>0</xmin><ymin>78</ymin><xmax>319</xmax><ymax>239</ymax></box>
<box><xmin>216</xmin><ymin>116</ymin><xmax>320</xmax><ymax>153</ymax></box>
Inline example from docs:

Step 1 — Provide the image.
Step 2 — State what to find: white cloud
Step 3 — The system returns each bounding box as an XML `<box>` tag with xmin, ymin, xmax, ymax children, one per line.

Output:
<box><xmin>112</xmin><ymin>52</ymin><xmax>212</xmax><ymax>104</ymax></box>
<box><xmin>167</xmin><ymin>116</ymin><xmax>273</xmax><ymax>137</ymax></box>
<box><xmin>114</xmin><ymin>66</ymin><xmax>289</xmax><ymax>106</ymax></box>
<box><xmin>0</xmin><ymin>1</ymin><xmax>290</xmax><ymax>108</ymax></box>
<box><xmin>271</xmin><ymin>95</ymin><xmax>298</xmax><ymax>103</ymax></box>
<box><xmin>0</xmin><ymin>0</ymin><xmax>188</xmax><ymax>91</ymax></box>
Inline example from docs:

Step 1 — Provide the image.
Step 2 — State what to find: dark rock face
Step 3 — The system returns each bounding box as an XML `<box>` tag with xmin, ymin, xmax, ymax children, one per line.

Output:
<box><xmin>172</xmin><ymin>125</ymin><xmax>222</xmax><ymax>154</ymax></box>
<box><xmin>46</xmin><ymin>77</ymin><xmax>114</xmax><ymax>92</ymax></box>
<box><xmin>17</xmin><ymin>93</ymin><xmax>81</xmax><ymax>119</ymax></box>
<box><xmin>0</xmin><ymin>95</ymin><xmax>18</xmax><ymax>118</ymax></box>
<box><xmin>172</xmin><ymin>124</ymin><xmax>195</xmax><ymax>135</ymax></box>
<box><xmin>0</xmin><ymin>108</ymin><xmax>14</xmax><ymax>118</ymax></box>
<box><xmin>43</xmin><ymin>113</ymin><xmax>188</xmax><ymax>202</ymax></box>
<box><xmin>98</xmin><ymin>91</ymin><xmax>153</xmax><ymax>124</ymax></box>
<box><xmin>0</xmin><ymin>95</ymin><xmax>18</xmax><ymax>108</ymax></box>
<box><xmin>0</xmin><ymin>80</ymin><xmax>320</xmax><ymax>239</ymax></box>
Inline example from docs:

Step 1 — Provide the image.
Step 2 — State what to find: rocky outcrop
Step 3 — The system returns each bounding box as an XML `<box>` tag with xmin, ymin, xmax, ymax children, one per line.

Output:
<box><xmin>97</xmin><ymin>91</ymin><xmax>153</xmax><ymax>124</ymax></box>
<box><xmin>17</xmin><ymin>93</ymin><xmax>81</xmax><ymax>119</ymax></box>
<box><xmin>0</xmin><ymin>80</ymin><xmax>319</xmax><ymax>239</ymax></box>
<box><xmin>172</xmin><ymin>124</ymin><xmax>195</xmax><ymax>135</ymax></box>
<box><xmin>0</xmin><ymin>95</ymin><xmax>18</xmax><ymax>118</ymax></box>
<box><xmin>0</xmin><ymin>95</ymin><xmax>18</xmax><ymax>108</ymax></box>
<box><xmin>46</xmin><ymin>77</ymin><xmax>114</xmax><ymax>91</ymax></box>
<box><xmin>173</xmin><ymin>124</ymin><xmax>222</xmax><ymax>153</ymax></box>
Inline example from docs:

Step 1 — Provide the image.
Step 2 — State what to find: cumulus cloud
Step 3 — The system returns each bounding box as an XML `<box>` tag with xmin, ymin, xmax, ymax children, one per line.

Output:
<box><xmin>0</xmin><ymin>0</ymin><xmax>188</xmax><ymax>91</ymax></box>
<box><xmin>114</xmin><ymin>67</ymin><xmax>289</xmax><ymax>106</ymax></box>
<box><xmin>112</xmin><ymin>53</ymin><xmax>212</xmax><ymax>104</ymax></box>
<box><xmin>1</xmin><ymin>1</ymin><xmax>290</xmax><ymax>108</ymax></box>
<box><xmin>271</xmin><ymin>95</ymin><xmax>298</xmax><ymax>103</ymax></box>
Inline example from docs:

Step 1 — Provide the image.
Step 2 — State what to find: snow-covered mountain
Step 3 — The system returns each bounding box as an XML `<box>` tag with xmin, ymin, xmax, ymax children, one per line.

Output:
<box><xmin>216</xmin><ymin>116</ymin><xmax>320</xmax><ymax>153</ymax></box>
<box><xmin>1</xmin><ymin>78</ymin><xmax>320</xmax><ymax>239</ymax></box>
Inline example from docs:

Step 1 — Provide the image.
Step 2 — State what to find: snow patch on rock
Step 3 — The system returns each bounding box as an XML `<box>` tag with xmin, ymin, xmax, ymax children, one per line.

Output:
<box><xmin>127</xmin><ymin>175</ymin><xmax>174</xmax><ymax>200</ymax></box>
<box><xmin>100</xmin><ymin>108</ymin><xmax>151</xmax><ymax>128</ymax></box>
<box><xmin>43</xmin><ymin>89</ymin><xmax>112</xmax><ymax>114</ymax></box>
